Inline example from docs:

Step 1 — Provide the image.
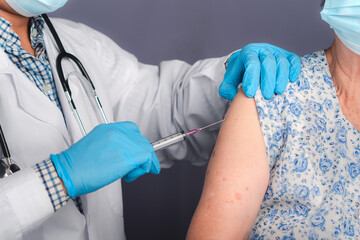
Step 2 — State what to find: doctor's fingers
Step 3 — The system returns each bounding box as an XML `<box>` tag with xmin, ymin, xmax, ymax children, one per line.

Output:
<box><xmin>220</xmin><ymin>52</ymin><xmax>245</xmax><ymax>100</ymax></box>
<box><xmin>267</xmin><ymin>44</ymin><xmax>301</xmax><ymax>83</ymax></box>
<box><xmin>123</xmin><ymin>168</ymin><xmax>147</xmax><ymax>182</ymax></box>
<box><xmin>241</xmin><ymin>51</ymin><xmax>261</xmax><ymax>98</ymax></box>
<box><xmin>123</xmin><ymin>155</ymin><xmax>160</xmax><ymax>182</ymax></box>
<box><xmin>273</xmin><ymin>51</ymin><xmax>290</xmax><ymax>95</ymax></box>
<box><xmin>149</xmin><ymin>152</ymin><xmax>161</xmax><ymax>175</ymax></box>
<box><xmin>259</xmin><ymin>49</ymin><xmax>276</xmax><ymax>100</ymax></box>
<box><xmin>288</xmin><ymin>53</ymin><xmax>302</xmax><ymax>83</ymax></box>
<box><xmin>219</xmin><ymin>81</ymin><xmax>239</xmax><ymax>101</ymax></box>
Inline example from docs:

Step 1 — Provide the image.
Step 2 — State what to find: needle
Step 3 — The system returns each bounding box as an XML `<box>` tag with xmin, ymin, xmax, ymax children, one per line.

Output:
<box><xmin>152</xmin><ymin>119</ymin><xmax>224</xmax><ymax>151</ymax></box>
<box><xmin>187</xmin><ymin>119</ymin><xmax>224</xmax><ymax>136</ymax></box>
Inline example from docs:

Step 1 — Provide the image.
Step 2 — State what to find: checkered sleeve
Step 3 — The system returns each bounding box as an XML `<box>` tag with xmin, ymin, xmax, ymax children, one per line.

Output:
<box><xmin>33</xmin><ymin>159</ymin><xmax>70</xmax><ymax>211</ymax></box>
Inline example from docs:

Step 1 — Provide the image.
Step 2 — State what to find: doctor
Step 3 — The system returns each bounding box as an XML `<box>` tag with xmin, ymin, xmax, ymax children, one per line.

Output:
<box><xmin>0</xmin><ymin>0</ymin><xmax>301</xmax><ymax>239</ymax></box>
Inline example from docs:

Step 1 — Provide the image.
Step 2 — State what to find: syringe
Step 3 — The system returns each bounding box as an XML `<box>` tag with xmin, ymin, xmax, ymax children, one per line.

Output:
<box><xmin>152</xmin><ymin>119</ymin><xmax>224</xmax><ymax>152</ymax></box>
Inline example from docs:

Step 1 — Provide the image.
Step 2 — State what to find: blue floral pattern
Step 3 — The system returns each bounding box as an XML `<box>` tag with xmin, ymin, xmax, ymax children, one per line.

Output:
<box><xmin>250</xmin><ymin>51</ymin><xmax>360</xmax><ymax>239</ymax></box>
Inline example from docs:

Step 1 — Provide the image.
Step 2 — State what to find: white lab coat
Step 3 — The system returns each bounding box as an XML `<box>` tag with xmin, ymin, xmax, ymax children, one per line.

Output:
<box><xmin>0</xmin><ymin>18</ymin><xmax>229</xmax><ymax>240</ymax></box>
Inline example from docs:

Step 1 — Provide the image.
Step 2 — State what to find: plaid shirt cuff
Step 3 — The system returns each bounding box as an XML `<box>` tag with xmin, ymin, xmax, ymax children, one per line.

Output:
<box><xmin>33</xmin><ymin>159</ymin><xmax>70</xmax><ymax>211</ymax></box>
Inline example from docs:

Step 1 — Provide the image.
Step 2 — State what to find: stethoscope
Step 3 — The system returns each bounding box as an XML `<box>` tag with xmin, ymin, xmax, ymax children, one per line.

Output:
<box><xmin>0</xmin><ymin>14</ymin><xmax>108</xmax><ymax>178</ymax></box>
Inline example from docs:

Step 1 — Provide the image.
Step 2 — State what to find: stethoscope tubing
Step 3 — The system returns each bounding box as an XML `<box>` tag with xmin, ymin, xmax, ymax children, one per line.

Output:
<box><xmin>0</xmin><ymin>14</ymin><xmax>109</xmax><ymax>177</ymax></box>
<box><xmin>42</xmin><ymin>14</ymin><xmax>109</xmax><ymax>135</ymax></box>
<box><xmin>0</xmin><ymin>125</ymin><xmax>11</xmax><ymax>160</ymax></box>
<box><xmin>0</xmin><ymin>125</ymin><xmax>20</xmax><ymax>173</ymax></box>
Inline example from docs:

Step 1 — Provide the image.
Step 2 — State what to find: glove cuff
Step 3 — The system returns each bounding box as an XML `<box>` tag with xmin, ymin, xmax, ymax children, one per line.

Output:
<box><xmin>50</xmin><ymin>153</ymin><xmax>78</xmax><ymax>198</ymax></box>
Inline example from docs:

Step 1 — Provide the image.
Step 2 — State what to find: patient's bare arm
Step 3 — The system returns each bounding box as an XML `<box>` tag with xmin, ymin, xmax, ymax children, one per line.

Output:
<box><xmin>187</xmin><ymin>90</ymin><xmax>269</xmax><ymax>240</ymax></box>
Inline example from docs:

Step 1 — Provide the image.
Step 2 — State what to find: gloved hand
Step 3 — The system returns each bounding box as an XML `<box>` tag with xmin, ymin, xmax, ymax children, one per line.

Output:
<box><xmin>220</xmin><ymin>43</ymin><xmax>301</xmax><ymax>100</ymax></box>
<box><xmin>50</xmin><ymin>122</ymin><xmax>160</xmax><ymax>198</ymax></box>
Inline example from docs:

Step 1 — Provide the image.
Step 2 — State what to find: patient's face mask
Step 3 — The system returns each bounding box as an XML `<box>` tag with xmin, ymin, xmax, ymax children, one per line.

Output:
<box><xmin>320</xmin><ymin>0</ymin><xmax>360</xmax><ymax>55</ymax></box>
<box><xmin>5</xmin><ymin>0</ymin><xmax>68</xmax><ymax>17</ymax></box>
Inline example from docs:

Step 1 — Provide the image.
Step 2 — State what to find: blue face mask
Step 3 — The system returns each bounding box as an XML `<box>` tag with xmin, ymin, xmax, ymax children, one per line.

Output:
<box><xmin>321</xmin><ymin>0</ymin><xmax>360</xmax><ymax>55</ymax></box>
<box><xmin>5</xmin><ymin>0</ymin><xmax>68</xmax><ymax>17</ymax></box>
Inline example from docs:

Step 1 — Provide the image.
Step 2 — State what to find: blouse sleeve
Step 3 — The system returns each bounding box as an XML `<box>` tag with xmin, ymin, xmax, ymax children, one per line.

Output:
<box><xmin>254</xmin><ymin>86</ymin><xmax>292</xmax><ymax>169</ymax></box>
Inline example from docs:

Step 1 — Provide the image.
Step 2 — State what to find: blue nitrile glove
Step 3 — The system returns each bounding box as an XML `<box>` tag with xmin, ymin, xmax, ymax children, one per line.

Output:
<box><xmin>220</xmin><ymin>43</ymin><xmax>301</xmax><ymax>100</ymax></box>
<box><xmin>50</xmin><ymin>122</ymin><xmax>160</xmax><ymax>198</ymax></box>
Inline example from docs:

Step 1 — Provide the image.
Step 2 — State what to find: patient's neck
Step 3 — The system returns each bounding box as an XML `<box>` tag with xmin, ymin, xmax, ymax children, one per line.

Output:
<box><xmin>326</xmin><ymin>34</ymin><xmax>360</xmax><ymax>131</ymax></box>
<box><xmin>326</xmin><ymin>34</ymin><xmax>360</xmax><ymax>97</ymax></box>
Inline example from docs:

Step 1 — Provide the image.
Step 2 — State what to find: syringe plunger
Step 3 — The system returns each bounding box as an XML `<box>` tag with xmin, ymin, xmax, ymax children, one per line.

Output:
<box><xmin>152</xmin><ymin>132</ymin><xmax>187</xmax><ymax>151</ymax></box>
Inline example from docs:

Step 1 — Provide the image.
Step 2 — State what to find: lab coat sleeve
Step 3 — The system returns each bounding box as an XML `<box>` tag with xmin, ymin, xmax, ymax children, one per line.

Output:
<box><xmin>82</xmin><ymin>24</ymin><xmax>230</xmax><ymax>168</ymax></box>
<box><xmin>0</xmin><ymin>166</ymin><xmax>54</xmax><ymax>239</ymax></box>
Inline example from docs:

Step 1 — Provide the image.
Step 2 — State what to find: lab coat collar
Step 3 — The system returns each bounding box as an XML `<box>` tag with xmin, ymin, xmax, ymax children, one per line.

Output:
<box><xmin>0</xmin><ymin>50</ymin><xmax>11</xmax><ymax>74</ymax></box>
<box><xmin>0</xmin><ymin>39</ymin><xmax>71</xmax><ymax>146</ymax></box>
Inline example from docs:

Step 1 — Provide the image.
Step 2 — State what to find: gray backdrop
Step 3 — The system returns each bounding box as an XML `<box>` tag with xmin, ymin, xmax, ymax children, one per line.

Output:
<box><xmin>51</xmin><ymin>0</ymin><xmax>334</xmax><ymax>239</ymax></box>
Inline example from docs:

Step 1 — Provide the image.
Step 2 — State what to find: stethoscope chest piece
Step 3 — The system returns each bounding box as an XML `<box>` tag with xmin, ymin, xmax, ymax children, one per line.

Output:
<box><xmin>0</xmin><ymin>157</ymin><xmax>21</xmax><ymax>179</ymax></box>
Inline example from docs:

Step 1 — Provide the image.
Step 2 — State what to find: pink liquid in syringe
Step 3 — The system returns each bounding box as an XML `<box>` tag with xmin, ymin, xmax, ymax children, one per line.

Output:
<box><xmin>187</xmin><ymin>128</ymin><xmax>201</xmax><ymax>136</ymax></box>
<box><xmin>186</xmin><ymin>119</ymin><xmax>224</xmax><ymax>136</ymax></box>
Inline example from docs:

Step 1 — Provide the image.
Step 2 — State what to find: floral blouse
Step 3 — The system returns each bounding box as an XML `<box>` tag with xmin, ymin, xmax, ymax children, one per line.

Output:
<box><xmin>251</xmin><ymin>50</ymin><xmax>360</xmax><ymax>239</ymax></box>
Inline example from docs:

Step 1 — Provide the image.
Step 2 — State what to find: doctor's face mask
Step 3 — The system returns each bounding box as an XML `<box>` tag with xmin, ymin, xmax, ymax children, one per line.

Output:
<box><xmin>5</xmin><ymin>0</ymin><xmax>68</xmax><ymax>17</ymax></box>
<box><xmin>320</xmin><ymin>0</ymin><xmax>360</xmax><ymax>55</ymax></box>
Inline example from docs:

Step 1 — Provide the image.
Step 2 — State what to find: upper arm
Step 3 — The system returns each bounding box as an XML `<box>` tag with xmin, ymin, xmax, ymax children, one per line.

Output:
<box><xmin>187</xmin><ymin>90</ymin><xmax>270</xmax><ymax>240</ymax></box>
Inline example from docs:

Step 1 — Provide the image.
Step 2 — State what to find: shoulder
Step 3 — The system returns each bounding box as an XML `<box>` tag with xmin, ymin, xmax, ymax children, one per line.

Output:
<box><xmin>255</xmin><ymin>50</ymin><xmax>329</xmax><ymax>117</ymax></box>
<box><xmin>297</xmin><ymin>50</ymin><xmax>330</xmax><ymax>91</ymax></box>
<box><xmin>292</xmin><ymin>50</ymin><xmax>329</xmax><ymax>98</ymax></box>
<box><xmin>46</xmin><ymin>18</ymin><xmax>136</xmax><ymax>63</ymax></box>
<box><xmin>47</xmin><ymin>18</ymin><xmax>104</xmax><ymax>45</ymax></box>
<box><xmin>48</xmin><ymin>18</ymin><xmax>84</xmax><ymax>30</ymax></box>
<box><xmin>253</xmin><ymin>50</ymin><xmax>331</xmax><ymax>164</ymax></box>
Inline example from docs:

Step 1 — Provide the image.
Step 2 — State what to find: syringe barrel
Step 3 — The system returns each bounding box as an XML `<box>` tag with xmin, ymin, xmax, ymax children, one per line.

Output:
<box><xmin>152</xmin><ymin>132</ymin><xmax>186</xmax><ymax>151</ymax></box>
